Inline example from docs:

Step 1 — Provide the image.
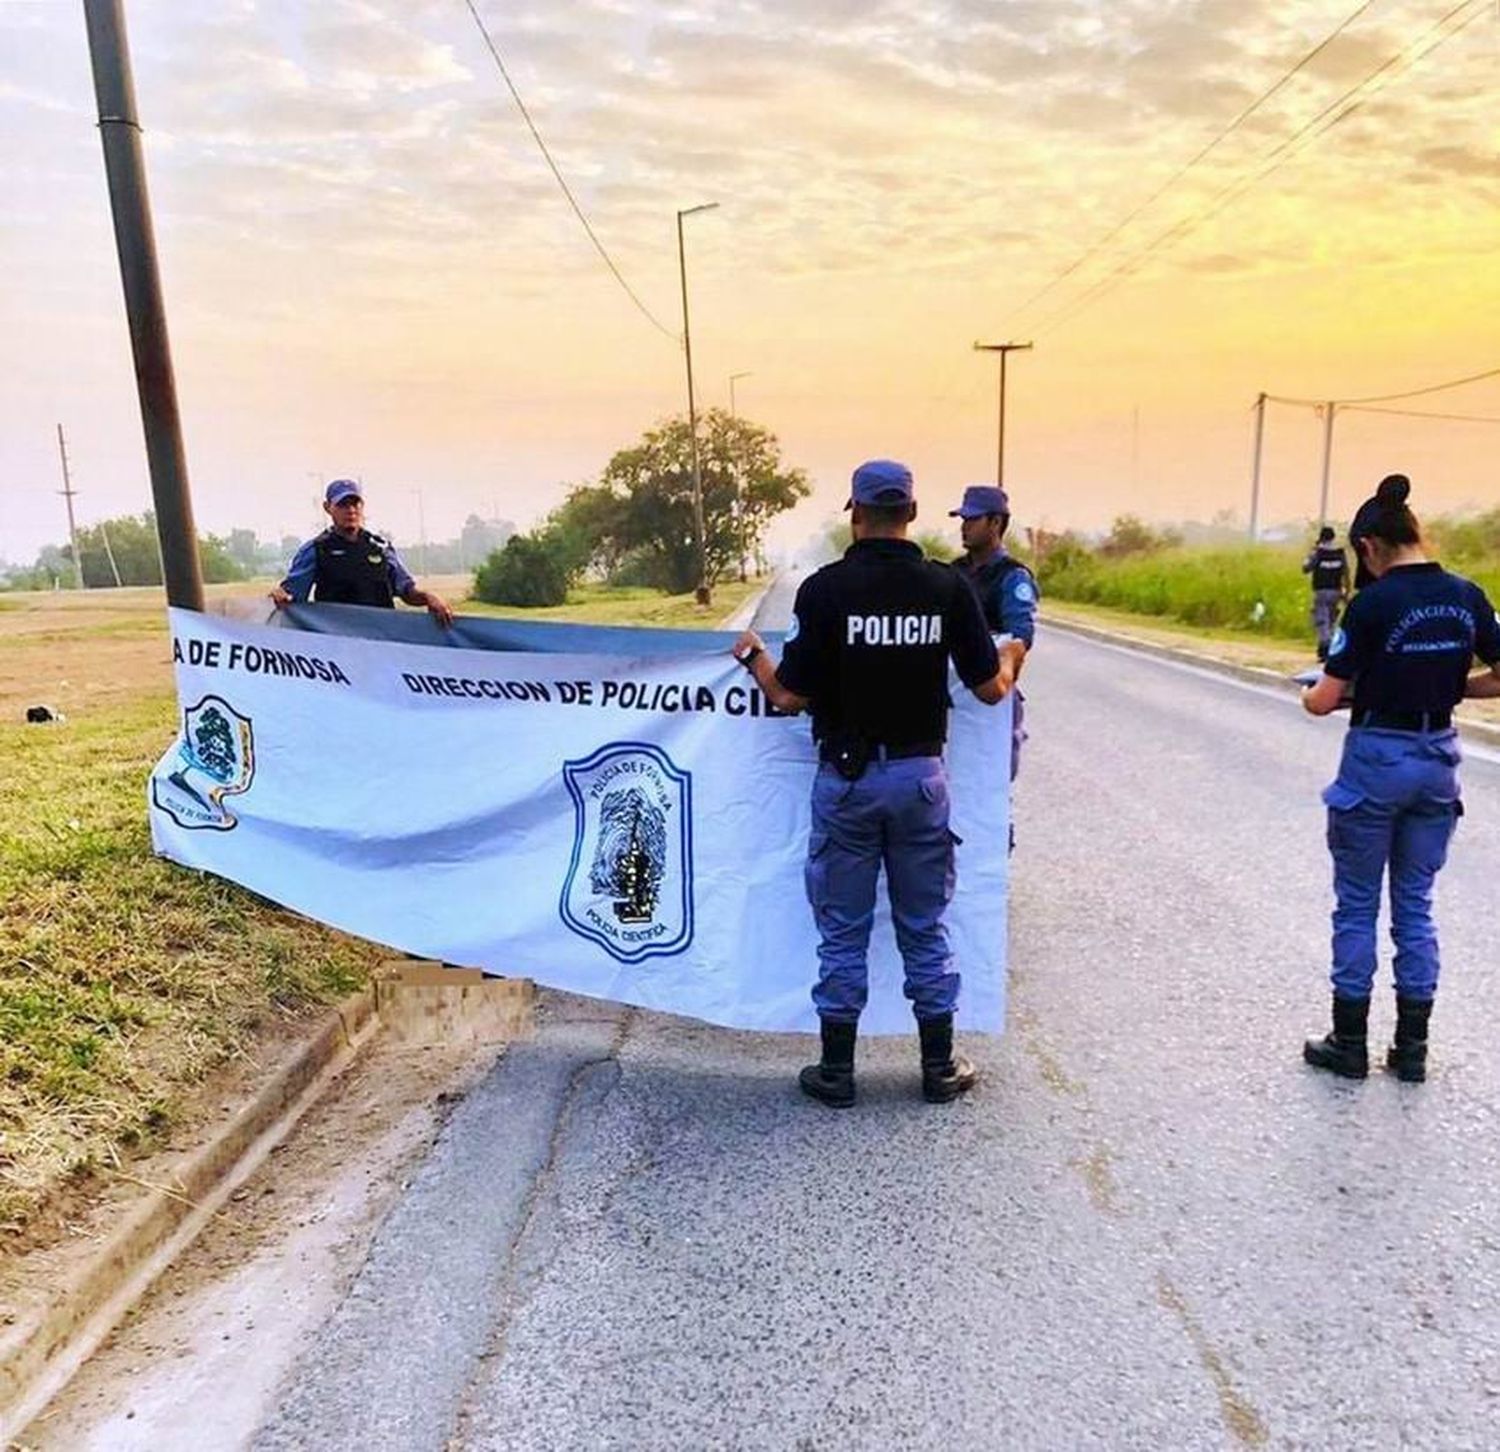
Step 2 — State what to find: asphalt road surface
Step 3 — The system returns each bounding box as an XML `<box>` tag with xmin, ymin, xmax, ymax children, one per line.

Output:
<box><xmin>54</xmin><ymin>617</ymin><xmax>1500</xmax><ymax>1450</ymax></box>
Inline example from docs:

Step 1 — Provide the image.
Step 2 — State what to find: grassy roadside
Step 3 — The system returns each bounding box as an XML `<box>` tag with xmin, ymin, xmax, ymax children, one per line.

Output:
<box><xmin>0</xmin><ymin>577</ymin><xmax>763</xmax><ymax>1239</ymax></box>
<box><xmin>1041</xmin><ymin>538</ymin><xmax>1500</xmax><ymax>646</ymax></box>
<box><xmin>463</xmin><ymin>576</ymin><xmax>764</xmax><ymax>628</ymax></box>
<box><xmin>1043</xmin><ymin>598</ymin><xmax>1500</xmax><ymax>728</ymax></box>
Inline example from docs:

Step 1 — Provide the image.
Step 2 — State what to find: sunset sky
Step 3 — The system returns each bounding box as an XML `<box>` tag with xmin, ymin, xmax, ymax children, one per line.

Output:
<box><xmin>2</xmin><ymin>0</ymin><xmax>1497</xmax><ymax>567</ymax></box>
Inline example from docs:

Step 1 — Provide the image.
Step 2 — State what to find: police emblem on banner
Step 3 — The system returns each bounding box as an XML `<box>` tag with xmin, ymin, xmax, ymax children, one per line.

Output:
<box><xmin>151</xmin><ymin>695</ymin><xmax>256</xmax><ymax>831</ymax></box>
<box><xmin>560</xmin><ymin>742</ymin><xmax>694</xmax><ymax>963</ymax></box>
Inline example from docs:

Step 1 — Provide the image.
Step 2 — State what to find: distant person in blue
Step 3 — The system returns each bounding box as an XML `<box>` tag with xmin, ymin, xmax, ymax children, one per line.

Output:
<box><xmin>949</xmin><ymin>485</ymin><xmax>1036</xmax><ymax>782</ymax></box>
<box><xmin>1301</xmin><ymin>524</ymin><xmax>1349</xmax><ymax>661</ymax></box>
<box><xmin>271</xmin><ymin>480</ymin><xmax>454</xmax><ymax>626</ymax></box>
<box><xmin>1301</xmin><ymin>474</ymin><xmax>1500</xmax><ymax>1082</ymax></box>
<box><xmin>732</xmin><ymin>460</ymin><xmax>1013</xmax><ymax>1107</ymax></box>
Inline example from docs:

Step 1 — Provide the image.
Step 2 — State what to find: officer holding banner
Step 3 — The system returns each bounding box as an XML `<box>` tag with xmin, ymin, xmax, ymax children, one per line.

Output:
<box><xmin>732</xmin><ymin>459</ymin><xmax>1013</xmax><ymax>1108</ymax></box>
<box><xmin>271</xmin><ymin>479</ymin><xmax>454</xmax><ymax>625</ymax></box>
<box><xmin>949</xmin><ymin>484</ymin><xmax>1035</xmax><ymax>781</ymax></box>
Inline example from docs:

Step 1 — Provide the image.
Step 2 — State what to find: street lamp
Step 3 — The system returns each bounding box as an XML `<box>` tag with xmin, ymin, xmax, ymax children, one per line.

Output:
<box><xmin>729</xmin><ymin>371</ymin><xmax>753</xmax><ymax>581</ymax></box>
<box><xmin>973</xmin><ymin>340</ymin><xmax>1033</xmax><ymax>489</ymax></box>
<box><xmin>677</xmin><ymin>202</ymin><xmax>719</xmax><ymax>603</ymax></box>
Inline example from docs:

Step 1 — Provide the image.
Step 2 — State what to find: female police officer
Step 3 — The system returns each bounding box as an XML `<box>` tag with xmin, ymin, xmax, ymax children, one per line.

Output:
<box><xmin>1301</xmin><ymin>475</ymin><xmax>1500</xmax><ymax>1081</ymax></box>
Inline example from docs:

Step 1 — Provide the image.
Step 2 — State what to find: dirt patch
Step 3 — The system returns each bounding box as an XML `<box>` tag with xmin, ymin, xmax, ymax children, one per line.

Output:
<box><xmin>15</xmin><ymin>1034</ymin><xmax>498</xmax><ymax>1451</ymax></box>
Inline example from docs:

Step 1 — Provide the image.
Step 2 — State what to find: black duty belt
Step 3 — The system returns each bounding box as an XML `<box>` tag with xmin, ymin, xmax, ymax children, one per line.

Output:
<box><xmin>1351</xmin><ymin>708</ymin><xmax>1452</xmax><ymax>733</ymax></box>
<box><xmin>819</xmin><ymin>740</ymin><xmax>943</xmax><ymax>763</ymax></box>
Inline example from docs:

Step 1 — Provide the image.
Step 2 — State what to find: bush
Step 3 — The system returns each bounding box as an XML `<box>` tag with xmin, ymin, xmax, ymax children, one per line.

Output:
<box><xmin>1045</xmin><ymin>545</ymin><xmax>1309</xmax><ymax>638</ymax></box>
<box><xmin>472</xmin><ymin>533</ymin><xmax>572</xmax><ymax>607</ymax></box>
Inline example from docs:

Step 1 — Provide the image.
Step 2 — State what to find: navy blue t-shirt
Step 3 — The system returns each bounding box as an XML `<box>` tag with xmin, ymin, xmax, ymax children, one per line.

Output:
<box><xmin>1324</xmin><ymin>562</ymin><xmax>1500</xmax><ymax>716</ymax></box>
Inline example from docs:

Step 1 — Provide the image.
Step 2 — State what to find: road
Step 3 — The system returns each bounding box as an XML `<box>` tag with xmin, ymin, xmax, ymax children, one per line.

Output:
<box><xmin>37</xmin><ymin>620</ymin><xmax>1500</xmax><ymax>1450</ymax></box>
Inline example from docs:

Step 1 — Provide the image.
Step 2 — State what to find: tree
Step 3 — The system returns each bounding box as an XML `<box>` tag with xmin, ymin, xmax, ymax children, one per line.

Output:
<box><xmin>595</xmin><ymin>410</ymin><xmax>810</xmax><ymax>593</ymax></box>
<box><xmin>1098</xmin><ymin>515</ymin><xmax>1181</xmax><ymax>559</ymax></box>
<box><xmin>472</xmin><ymin>533</ymin><xmax>571</xmax><ymax>607</ymax></box>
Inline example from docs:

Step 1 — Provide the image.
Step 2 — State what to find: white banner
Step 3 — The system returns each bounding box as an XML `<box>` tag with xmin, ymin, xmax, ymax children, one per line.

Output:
<box><xmin>148</xmin><ymin>609</ymin><xmax>1010</xmax><ymax>1034</ymax></box>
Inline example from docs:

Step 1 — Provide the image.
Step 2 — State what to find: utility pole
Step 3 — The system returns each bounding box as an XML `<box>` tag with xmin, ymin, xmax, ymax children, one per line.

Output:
<box><xmin>84</xmin><ymin>0</ymin><xmax>204</xmax><ymax>610</ymax></box>
<box><xmin>1317</xmin><ymin>402</ymin><xmax>1337</xmax><ymax>528</ymax></box>
<box><xmin>55</xmin><ymin>424</ymin><xmax>84</xmax><ymax>589</ymax></box>
<box><xmin>677</xmin><ymin>202</ymin><xmax>718</xmax><ymax>603</ymax></box>
<box><xmin>972</xmin><ymin>341</ymin><xmax>1033</xmax><ymax>489</ymax></box>
<box><xmin>729</xmin><ymin>371</ymin><xmax>752</xmax><ymax>582</ymax></box>
<box><xmin>99</xmin><ymin>518</ymin><xmax>124</xmax><ymax>587</ymax></box>
<box><xmin>1248</xmin><ymin>392</ymin><xmax>1267</xmax><ymax>541</ymax></box>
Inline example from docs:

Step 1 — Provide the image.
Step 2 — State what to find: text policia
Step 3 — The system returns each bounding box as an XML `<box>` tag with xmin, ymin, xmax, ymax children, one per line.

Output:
<box><xmin>401</xmin><ymin>671</ymin><xmax>792</xmax><ymax>717</ymax></box>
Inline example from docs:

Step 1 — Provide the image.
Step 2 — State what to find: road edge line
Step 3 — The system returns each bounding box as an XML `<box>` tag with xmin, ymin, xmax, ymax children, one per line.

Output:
<box><xmin>1042</xmin><ymin>614</ymin><xmax>1500</xmax><ymax>751</ymax></box>
<box><xmin>1</xmin><ymin>987</ymin><xmax>381</xmax><ymax>1444</ymax></box>
<box><xmin>720</xmin><ymin>577</ymin><xmax>774</xmax><ymax>632</ymax></box>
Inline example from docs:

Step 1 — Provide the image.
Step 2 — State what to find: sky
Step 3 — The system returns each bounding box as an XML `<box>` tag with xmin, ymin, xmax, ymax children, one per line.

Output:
<box><xmin>2</xmin><ymin>0</ymin><xmax>1498</xmax><ymax>566</ymax></box>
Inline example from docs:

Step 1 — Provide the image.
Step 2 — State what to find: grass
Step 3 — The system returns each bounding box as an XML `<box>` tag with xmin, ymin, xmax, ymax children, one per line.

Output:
<box><xmin>1043</xmin><ymin>540</ymin><xmax>1500</xmax><ymax>645</ymax></box>
<box><xmin>462</xmin><ymin>577</ymin><xmax>765</xmax><ymax>628</ymax></box>
<box><xmin>0</xmin><ymin>573</ymin><xmax>768</xmax><ymax>1236</ymax></box>
<box><xmin>0</xmin><ymin>693</ymin><xmax>387</xmax><ymax>1233</ymax></box>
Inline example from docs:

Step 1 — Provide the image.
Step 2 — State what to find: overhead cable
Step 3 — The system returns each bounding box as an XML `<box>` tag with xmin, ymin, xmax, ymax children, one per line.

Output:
<box><xmin>1029</xmin><ymin>0</ymin><xmax>1489</xmax><ymax>338</ymax></box>
<box><xmin>998</xmin><ymin>0</ymin><xmax>1383</xmax><ymax>328</ymax></box>
<box><xmin>1264</xmin><ymin>362</ymin><xmax>1500</xmax><ymax>408</ymax></box>
<box><xmin>1343</xmin><ymin>404</ymin><xmax>1500</xmax><ymax>423</ymax></box>
<box><xmin>460</xmin><ymin>0</ymin><xmax>679</xmax><ymax>341</ymax></box>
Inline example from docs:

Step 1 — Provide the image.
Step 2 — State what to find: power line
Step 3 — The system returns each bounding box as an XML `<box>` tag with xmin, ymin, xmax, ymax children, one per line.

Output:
<box><xmin>1330</xmin><ymin>362</ymin><xmax>1500</xmax><ymax>405</ymax></box>
<box><xmin>999</xmin><ymin>0</ymin><xmax>1383</xmax><ymax>328</ymax></box>
<box><xmin>1030</xmin><ymin>0</ymin><xmax>1489</xmax><ymax>338</ymax></box>
<box><xmin>1343</xmin><ymin>403</ymin><xmax>1500</xmax><ymax>422</ymax></box>
<box><xmin>460</xmin><ymin>0</ymin><xmax>679</xmax><ymax>342</ymax></box>
<box><xmin>1265</xmin><ymin>361</ymin><xmax>1500</xmax><ymax>407</ymax></box>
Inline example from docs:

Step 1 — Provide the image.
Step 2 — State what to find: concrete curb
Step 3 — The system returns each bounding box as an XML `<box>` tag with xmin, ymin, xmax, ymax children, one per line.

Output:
<box><xmin>1042</xmin><ymin>614</ymin><xmax>1500</xmax><ymax>751</ymax></box>
<box><xmin>0</xmin><ymin>988</ymin><xmax>381</xmax><ymax>1444</ymax></box>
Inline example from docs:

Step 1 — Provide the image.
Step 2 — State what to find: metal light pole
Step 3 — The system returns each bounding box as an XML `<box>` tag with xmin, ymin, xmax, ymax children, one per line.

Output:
<box><xmin>83</xmin><ymin>0</ymin><xmax>204</xmax><ymax>610</ymax></box>
<box><xmin>729</xmin><ymin>371</ymin><xmax>752</xmax><ymax>582</ymax></box>
<box><xmin>677</xmin><ymin>202</ymin><xmax>718</xmax><ymax>603</ymax></box>
<box><xmin>973</xmin><ymin>341</ymin><xmax>1033</xmax><ymax>489</ymax></box>
<box><xmin>1317</xmin><ymin>402</ymin><xmax>1337</xmax><ymax>528</ymax></box>
<box><xmin>1248</xmin><ymin>392</ymin><xmax>1267</xmax><ymax>541</ymax></box>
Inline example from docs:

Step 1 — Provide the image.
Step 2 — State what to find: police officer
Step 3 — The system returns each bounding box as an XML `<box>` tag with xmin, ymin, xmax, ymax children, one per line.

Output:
<box><xmin>1301</xmin><ymin>474</ymin><xmax>1500</xmax><ymax>1082</ymax></box>
<box><xmin>731</xmin><ymin>459</ymin><xmax>1013</xmax><ymax>1107</ymax></box>
<box><xmin>1301</xmin><ymin>524</ymin><xmax>1349</xmax><ymax>661</ymax></box>
<box><xmin>271</xmin><ymin>479</ymin><xmax>454</xmax><ymax>625</ymax></box>
<box><xmin>949</xmin><ymin>484</ymin><xmax>1036</xmax><ymax>781</ymax></box>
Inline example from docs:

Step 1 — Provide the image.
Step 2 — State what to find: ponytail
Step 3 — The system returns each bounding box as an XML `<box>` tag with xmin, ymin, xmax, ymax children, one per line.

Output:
<box><xmin>1367</xmin><ymin>473</ymin><xmax>1421</xmax><ymax>548</ymax></box>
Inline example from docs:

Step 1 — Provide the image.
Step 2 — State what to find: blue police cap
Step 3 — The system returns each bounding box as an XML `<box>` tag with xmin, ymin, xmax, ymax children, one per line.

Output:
<box><xmin>847</xmin><ymin>459</ymin><xmax>914</xmax><ymax>509</ymax></box>
<box><xmin>949</xmin><ymin>485</ymin><xmax>1010</xmax><ymax>519</ymax></box>
<box><xmin>325</xmin><ymin>479</ymin><xmax>363</xmax><ymax>505</ymax></box>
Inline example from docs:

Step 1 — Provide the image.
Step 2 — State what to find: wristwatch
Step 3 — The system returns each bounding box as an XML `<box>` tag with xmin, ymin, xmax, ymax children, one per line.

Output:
<box><xmin>737</xmin><ymin>644</ymin><xmax>763</xmax><ymax>671</ymax></box>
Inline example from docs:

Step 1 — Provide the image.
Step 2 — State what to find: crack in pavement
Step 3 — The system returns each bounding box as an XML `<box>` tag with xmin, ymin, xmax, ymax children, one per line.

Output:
<box><xmin>1157</xmin><ymin>1270</ymin><xmax>1270</xmax><ymax>1449</ymax></box>
<box><xmin>446</xmin><ymin>1010</ymin><xmax>636</xmax><ymax>1449</ymax></box>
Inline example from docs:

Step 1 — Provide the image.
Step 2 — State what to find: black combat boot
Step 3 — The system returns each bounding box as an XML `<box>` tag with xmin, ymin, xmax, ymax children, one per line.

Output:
<box><xmin>799</xmin><ymin>1018</ymin><xmax>857</xmax><ymax>1108</ymax></box>
<box><xmin>1302</xmin><ymin>994</ymin><xmax>1370</xmax><ymax>1079</ymax></box>
<box><xmin>1386</xmin><ymin>995</ymin><xmax>1433</xmax><ymax>1083</ymax></box>
<box><xmin>918</xmin><ymin>1014</ymin><xmax>978</xmax><ymax>1103</ymax></box>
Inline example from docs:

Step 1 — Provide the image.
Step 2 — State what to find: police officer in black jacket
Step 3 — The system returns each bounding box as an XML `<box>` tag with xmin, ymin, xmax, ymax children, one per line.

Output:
<box><xmin>733</xmin><ymin>459</ymin><xmax>1013</xmax><ymax>1107</ymax></box>
<box><xmin>1302</xmin><ymin>524</ymin><xmax>1349</xmax><ymax>660</ymax></box>
<box><xmin>271</xmin><ymin>479</ymin><xmax>454</xmax><ymax>625</ymax></box>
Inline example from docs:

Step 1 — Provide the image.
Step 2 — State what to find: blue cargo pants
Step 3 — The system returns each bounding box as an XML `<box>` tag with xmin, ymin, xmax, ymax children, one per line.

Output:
<box><xmin>1311</xmin><ymin>590</ymin><xmax>1342</xmax><ymax>657</ymax></box>
<box><xmin>805</xmin><ymin>756</ymin><xmax>959</xmax><ymax>1022</ymax></box>
<box><xmin>1322</xmin><ymin>728</ymin><xmax>1462</xmax><ymax>1001</ymax></box>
